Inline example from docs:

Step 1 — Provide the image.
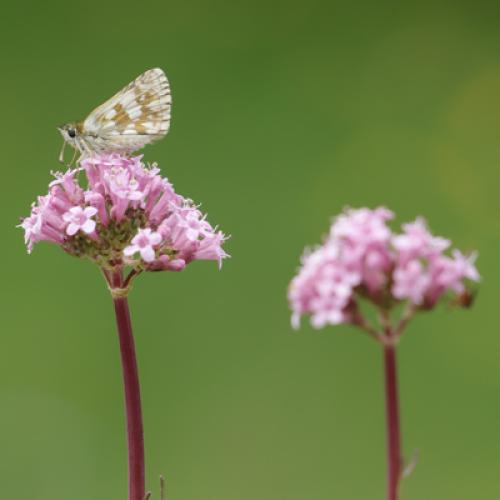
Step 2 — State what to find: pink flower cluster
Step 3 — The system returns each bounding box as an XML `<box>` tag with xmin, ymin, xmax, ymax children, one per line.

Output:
<box><xmin>289</xmin><ymin>207</ymin><xmax>479</xmax><ymax>329</ymax></box>
<box><xmin>20</xmin><ymin>154</ymin><xmax>228</xmax><ymax>271</ymax></box>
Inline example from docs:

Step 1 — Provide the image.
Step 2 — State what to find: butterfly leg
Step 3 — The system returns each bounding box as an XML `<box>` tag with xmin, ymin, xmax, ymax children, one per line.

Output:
<box><xmin>58</xmin><ymin>139</ymin><xmax>81</xmax><ymax>168</ymax></box>
<box><xmin>58</xmin><ymin>139</ymin><xmax>67</xmax><ymax>165</ymax></box>
<box><xmin>80</xmin><ymin>139</ymin><xmax>96</xmax><ymax>164</ymax></box>
<box><xmin>67</xmin><ymin>146</ymin><xmax>78</xmax><ymax>167</ymax></box>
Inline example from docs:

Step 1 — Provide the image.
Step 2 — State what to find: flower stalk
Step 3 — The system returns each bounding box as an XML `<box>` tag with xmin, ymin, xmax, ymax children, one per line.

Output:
<box><xmin>109</xmin><ymin>269</ymin><xmax>145</xmax><ymax>500</ymax></box>
<box><xmin>20</xmin><ymin>154</ymin><xmax>228</xmax><ymax>499</ymax></box>
<box><xmin>383</xmin><ymin>342</ymin><xmax>401</xmax><ymax>500</ymax></box>
<box><xmin>288</xmin><ymin>206</ymin><xmax>479</xmax><ymax>499</ymax></box>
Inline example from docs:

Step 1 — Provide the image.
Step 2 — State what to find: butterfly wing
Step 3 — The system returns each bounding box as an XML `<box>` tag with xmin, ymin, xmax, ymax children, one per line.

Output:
<box><xmin>82</xmin><ymin>68</ymin><xmax>171</xmax><ymax>154</ymax></box>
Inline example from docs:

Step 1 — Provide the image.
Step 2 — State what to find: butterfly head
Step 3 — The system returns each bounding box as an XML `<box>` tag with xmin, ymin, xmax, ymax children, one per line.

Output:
<box><xmin>58</xmin><ymin>123</ymin><xmax>83</xmax><ymax>165</ymax></box>
<box><xmin>58</xmin><ymin>123</ymin><xmax>79</xmax><ymax>147</ymax></box>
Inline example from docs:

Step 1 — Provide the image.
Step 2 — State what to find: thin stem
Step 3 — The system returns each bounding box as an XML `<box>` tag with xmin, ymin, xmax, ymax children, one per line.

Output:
<box><xmin>383</xmin><ymin>343</ymin><xmax>402</xmax><ymax>500</ymax></box>
<box><xmin>110</xmin><ymin>269</ymin><xmax>145</xmax><ymax>500</ymax></box>
<box><xmin>395</xmin><ymin>303</ymin><xmax>416</xmax><ymax>338</ymax></box>
<box><xmin>124</xmin><ymin>268</ymin><xmax>143</xmax><ymax>289</ymax></box>
<box><xmin>379</xmin><ymin>309</ymin><xmax>392</xmax><ymax>337</ymax></box>
<box><xmin>351</xmin><ymin>312</ymin><xmax>385</xmax><ymax>343</ymax></box>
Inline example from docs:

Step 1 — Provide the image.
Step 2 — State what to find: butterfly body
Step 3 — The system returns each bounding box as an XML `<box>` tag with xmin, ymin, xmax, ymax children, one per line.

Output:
<box><xmin>58</xmin><ymin>68</ymin><xmax>171</xmax><ymax>163</ymax></box>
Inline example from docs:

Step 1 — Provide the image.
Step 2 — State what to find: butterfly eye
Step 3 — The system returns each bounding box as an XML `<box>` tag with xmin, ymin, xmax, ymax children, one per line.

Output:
<box><xmin>68</xmin><ymin>129</ymin><xmax>76</xmax><ymax>138</ymax></box>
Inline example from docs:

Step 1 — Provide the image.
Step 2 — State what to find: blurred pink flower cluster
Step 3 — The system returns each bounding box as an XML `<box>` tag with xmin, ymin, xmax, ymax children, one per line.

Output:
<box><xmin>20</xmin><ymin>154</ymin><xmax>228</xmax><ymax>272</ymax></box>
<box><xmin>289</xmin><ymin>207</ymin><xmax>479</xmax><ymax>329</ymax></box>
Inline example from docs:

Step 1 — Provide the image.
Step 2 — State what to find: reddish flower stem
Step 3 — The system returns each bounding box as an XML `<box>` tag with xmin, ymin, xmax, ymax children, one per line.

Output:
<box><xmin>383</xmin><ymin>343</ymin><xmax>402</xmax><ymax>500</ymax></box>
<box><xmin>110</xmin><ymin>269</ymin><xmax>145</xmax><ymax>500</ymax></box>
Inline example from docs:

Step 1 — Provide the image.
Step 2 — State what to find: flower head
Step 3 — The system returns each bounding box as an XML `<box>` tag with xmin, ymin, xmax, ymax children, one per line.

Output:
<box><xmin>19</xmin><ymin>154</ymin><xmax>229</xmax><ymax>273</ymax></box>
<box><xmin>289</xmin><ymin>207</ymin><xmax>479</xmax><ymax>330</ymax></box>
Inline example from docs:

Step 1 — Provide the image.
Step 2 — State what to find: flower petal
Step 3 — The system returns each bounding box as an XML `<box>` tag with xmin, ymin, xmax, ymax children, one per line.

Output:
<box><xmin>141</xmin><ymin>246</ymin><xmax>156</xmax><ymax>263</ymax></box>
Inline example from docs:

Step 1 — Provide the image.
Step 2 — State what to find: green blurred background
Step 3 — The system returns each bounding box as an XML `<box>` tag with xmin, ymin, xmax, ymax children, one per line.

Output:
<box><xmin>1</xmin><ymin>1</ymin><xmax>500</xmax><ymax>498</ymax></box>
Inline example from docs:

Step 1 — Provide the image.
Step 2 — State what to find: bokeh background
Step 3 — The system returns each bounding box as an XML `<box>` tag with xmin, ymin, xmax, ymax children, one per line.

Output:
<box><xmin>1</xmin><ymin>1</ymin><xmax>500</xmax><ymax>499</ymax></box>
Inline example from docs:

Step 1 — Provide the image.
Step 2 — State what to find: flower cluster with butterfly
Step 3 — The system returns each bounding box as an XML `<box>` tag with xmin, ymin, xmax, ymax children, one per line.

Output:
<box><xmin>289</xmin><ymin>207</ymin><xmax>479</xmax><ymax>335</ymax></box>
<box><xmin>20</xmin><ymin>154</ymin><xmax>228</xmax><ymax>273</ymax></box>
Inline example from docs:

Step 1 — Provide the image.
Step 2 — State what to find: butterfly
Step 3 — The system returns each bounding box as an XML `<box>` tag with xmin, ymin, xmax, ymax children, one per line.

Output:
<box><xmin>58</xmin><ymin>68</ymin><xmax>171</xmax><ymax>165</ymax></box>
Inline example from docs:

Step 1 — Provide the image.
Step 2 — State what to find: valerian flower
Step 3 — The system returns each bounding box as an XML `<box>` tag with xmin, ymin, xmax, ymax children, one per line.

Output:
<box><xmin>289</xmin><ymin>207</ymin><xmax>479</xmax><ymax>330</ymax></box>
<box><xmin>63</xmin><ymin>206</ymin><xmax>98</xmax><ymax>236</ymax></box>
<box><xmin>124</xmin><ymin>228</ymin><xmax>163</xmax><ymax>263</ymax></box>
<box><xmin>289</xmin><ymin>206</ymin><xmax>479</xmax><ymax>500</ymax></box>
<box><xmin>19</xmin><ymin>154</ymin><xmax>229</xmax><ymax>274</ymax></box>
